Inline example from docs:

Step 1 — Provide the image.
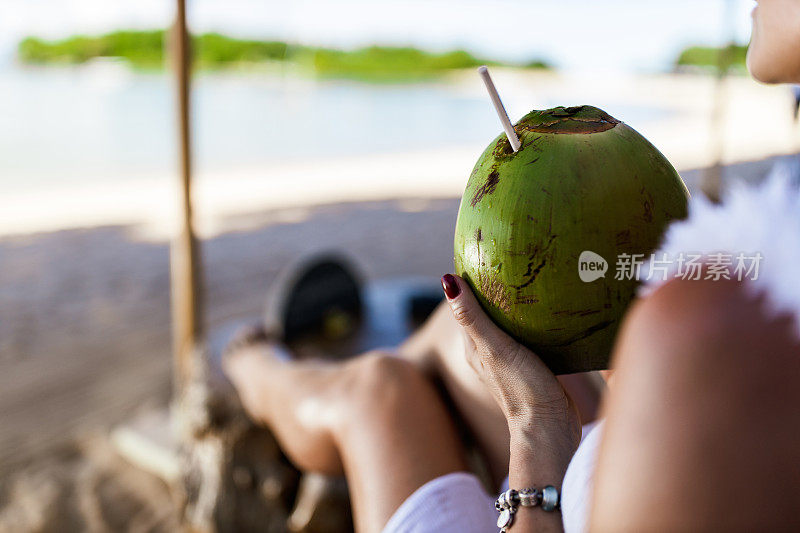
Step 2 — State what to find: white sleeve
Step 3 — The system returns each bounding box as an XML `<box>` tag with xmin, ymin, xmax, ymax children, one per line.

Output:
<box><xmin>560</xmin><ymin>420</ymin><xmax>604</xmax><ymax>533</ymax></box>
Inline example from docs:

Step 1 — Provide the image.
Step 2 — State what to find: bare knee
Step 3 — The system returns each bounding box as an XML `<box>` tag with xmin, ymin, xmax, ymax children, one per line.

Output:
<box><xmin>334</xmin><ymin>352</ymin><xmax>436</xmax><ymax>426</ymax></box>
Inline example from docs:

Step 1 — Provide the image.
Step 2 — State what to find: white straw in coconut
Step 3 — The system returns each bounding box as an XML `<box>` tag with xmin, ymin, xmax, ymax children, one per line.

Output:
<box><xmin>477</xmin><ymin>65</ymin><xmax>521</xmax><ymax>152</ymax></box>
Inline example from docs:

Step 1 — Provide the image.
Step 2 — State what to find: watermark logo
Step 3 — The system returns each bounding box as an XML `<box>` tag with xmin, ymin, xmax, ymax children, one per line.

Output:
<box><xmin>577</xmin><ymin>251</ymin><xmax>763</xmax><ymax>282</ymax></box>
<box><xmin>616</xmin><ymin>252</ymin><xmax>762</xmax><ymax>282</ymax></box>
<box><xmin>578</xmin><ymin>251</ymin><xmax>608</xmax><ymax>282</ymax></box>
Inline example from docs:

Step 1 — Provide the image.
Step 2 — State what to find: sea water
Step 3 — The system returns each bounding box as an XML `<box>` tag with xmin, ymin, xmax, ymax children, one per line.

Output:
<box><xmin>0</xmin><ymin>64</ymin><xmax>671</xmax><ymax>194</ymax></box>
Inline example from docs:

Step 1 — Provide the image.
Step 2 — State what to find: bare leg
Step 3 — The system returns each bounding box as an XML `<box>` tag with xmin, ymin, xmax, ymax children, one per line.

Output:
<box><xmin>398</xmin><ymin>301</ymin><xmax>603</xmax><ymax>485</ymax></box>
<box><xmin>398</xmin><ymin>302</ymin><xmax>510</xmax><ymax>484</ymax></box>
<box><xmin>592</xmin><ymin>279</ymin><xmax>800</xmax><ymax>531</ymax></box>
<box><xmin>224</xmin><ymin>344</ymin><xmax>468</xmax><ymax>532</ymax></box>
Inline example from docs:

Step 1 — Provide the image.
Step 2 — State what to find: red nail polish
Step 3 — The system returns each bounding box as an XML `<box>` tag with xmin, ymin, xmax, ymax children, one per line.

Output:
<box><xmin>441</xmin><ymin>274</ymin><xmax>461</xmax><ymax>299</ymax></box>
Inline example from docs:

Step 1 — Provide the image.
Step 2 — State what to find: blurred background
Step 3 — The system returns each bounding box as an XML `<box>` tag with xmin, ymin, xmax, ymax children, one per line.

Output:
<box><xmin>1</xmin><ymin>0</ymin><xmax>797</xmax><ymax>530</ymax></box>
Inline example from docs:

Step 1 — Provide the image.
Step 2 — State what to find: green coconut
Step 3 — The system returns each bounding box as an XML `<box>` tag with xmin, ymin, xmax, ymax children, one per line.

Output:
<box><xmin>454</xmin><ymin>105</ymin><xmax>689</xmax><ymax>374</ymax></box>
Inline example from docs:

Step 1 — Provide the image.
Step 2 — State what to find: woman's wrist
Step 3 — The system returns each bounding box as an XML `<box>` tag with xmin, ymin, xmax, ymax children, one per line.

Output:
<box><xmin>493</xmin><ymin>376</ymin><xmax>576</xmax><ymax>434</ymax></box>
<box><xmin>504</xmin><ymin>429</ymin><xmax>573</xmax><ymax>532</ymax></box>
<box><xmin>509</xmin><ymin>425</ymin><xmax>577</xmax><ymax>484</ymax></box>
<box><xmin>509</xmin><ymin>406</ymin><xmax>580</xmax><ymax>447</ymax></box>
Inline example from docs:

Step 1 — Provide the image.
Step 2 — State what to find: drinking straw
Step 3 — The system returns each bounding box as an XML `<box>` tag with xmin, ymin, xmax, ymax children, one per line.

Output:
<box><xmin>478</xmin><ymin>66</ymin><xmax>521</xmax><ymax>152</ymax></box>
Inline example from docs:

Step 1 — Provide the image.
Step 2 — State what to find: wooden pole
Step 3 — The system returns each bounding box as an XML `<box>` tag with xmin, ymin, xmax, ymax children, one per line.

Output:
<box><xmin>170</xmin><ymin>0</ymin><xmax>203</xmax><ymax>392</ymax></box>
<box><xmin>702</xmin><ymin>0</ymin><xmax>737</xmax><ymax>203</ymax></box>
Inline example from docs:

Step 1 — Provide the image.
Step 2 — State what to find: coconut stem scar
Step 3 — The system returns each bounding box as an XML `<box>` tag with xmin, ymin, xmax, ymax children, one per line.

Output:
<box><xmin>478</xmin><ymin>66</ymin><xmax>522</xmax><ymax>152</ymax></box>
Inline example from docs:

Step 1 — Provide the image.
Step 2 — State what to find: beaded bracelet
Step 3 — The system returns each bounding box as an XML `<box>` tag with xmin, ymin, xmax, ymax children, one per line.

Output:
<box><xmin>494</xmin><ymin>485</ymin><xmax>559</xmax><ymax>532</ymax></box>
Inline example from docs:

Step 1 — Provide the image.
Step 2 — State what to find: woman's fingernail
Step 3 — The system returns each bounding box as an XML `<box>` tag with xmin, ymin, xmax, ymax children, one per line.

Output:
<box><xmin>441</xmin><ymin>274</ymin><xmax>461</xmax><ymax>299</ymax></box>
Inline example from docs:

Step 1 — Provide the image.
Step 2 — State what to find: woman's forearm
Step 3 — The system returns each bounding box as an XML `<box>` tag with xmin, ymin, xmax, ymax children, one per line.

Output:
<box><xmin>506</xmin><ymin>427</ymin><xmax>575</xmax><ymax>532</ymax></box>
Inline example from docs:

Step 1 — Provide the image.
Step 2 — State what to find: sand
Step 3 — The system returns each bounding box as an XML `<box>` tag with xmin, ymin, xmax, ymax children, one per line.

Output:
<box><xmin>0</xmin><ymin>196</ymin><xmax>465</xmax><ymax>530</ymax></box>
<box><xmin>0</xmin><ymin>436</ymin><xmax>178</xmax><ymax>532</ymax></box>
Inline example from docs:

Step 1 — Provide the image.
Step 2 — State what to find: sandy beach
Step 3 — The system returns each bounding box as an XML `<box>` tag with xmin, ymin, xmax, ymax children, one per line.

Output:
<box><xmin>0</xmin><ymin>156</ymin><xmax>790</xmax><ymax>461</ymax></box>
<box><xmin>0</xmin><ymin>196</ymin><xmax>466</xmax><ymax>530</ymax></box>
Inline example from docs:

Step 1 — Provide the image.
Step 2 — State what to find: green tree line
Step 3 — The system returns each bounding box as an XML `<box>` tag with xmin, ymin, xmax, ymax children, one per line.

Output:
<box><xmin>675</xmin><ymin>44</ymin><xmax>749</xmax><ymax>72</ymax></box>
<box><xmin>17</xmin><ymin>30</ymin><xmax>551</xmax><ymax>81</ymax></box>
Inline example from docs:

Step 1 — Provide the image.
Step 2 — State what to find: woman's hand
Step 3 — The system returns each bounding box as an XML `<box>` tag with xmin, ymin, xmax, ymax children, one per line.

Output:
<box><xmin>442</xmin><ymin>274</ymin><xmax>580</xmax><ymax>531</ymax></box>
<box><xmin>441</xmin><ymin>274</ymin><xmax>581</xmax><ymax>455</ymax></box>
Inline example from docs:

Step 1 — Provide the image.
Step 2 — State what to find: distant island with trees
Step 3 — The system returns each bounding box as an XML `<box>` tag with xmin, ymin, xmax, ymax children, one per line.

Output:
<box><xmin>17</xmin><ymin>30</ymin><xmax>551</xmax><ymax>81</ymax></box>
<box><xmin>17</xmin><ymin>30</ymin><xmax>749</xmax><ymax>79</ymax></box>
<box><xmin>674</xmin><ymin>43</ymin><xmax>749</xmax><ymax>73</ymax></box>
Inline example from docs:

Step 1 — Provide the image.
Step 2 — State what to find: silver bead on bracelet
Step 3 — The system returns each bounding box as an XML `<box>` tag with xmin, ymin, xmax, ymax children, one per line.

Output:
<box><xmin>494</xmin><ymin>485</ymin><xmax>560</xmax><ymax>532</ymax></box>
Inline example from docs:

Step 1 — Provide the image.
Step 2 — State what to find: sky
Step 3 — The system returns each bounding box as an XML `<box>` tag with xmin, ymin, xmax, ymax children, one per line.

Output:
<box><xmin>1</xmin><ymin>0</ymin><xmax>756</xmax><ymax>72</ymax></box>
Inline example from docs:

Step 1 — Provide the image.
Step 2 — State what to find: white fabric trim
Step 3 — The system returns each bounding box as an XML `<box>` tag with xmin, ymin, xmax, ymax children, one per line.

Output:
<box><xmin>561</xmin><ymin>421</ymin><xmax>603</xmax><ymax>533</ymax></box>
<box><xmin>382</xmin><ymin>471</ymin><xmax>495</xmax><ymax>533</ymax></box>
<box><xmin>641</xmin><ymin>172</ymin><xmax>800</xmax><ymax>338</ymax></box>
<box><xmin>383</xmin><ymin>422</ymin><xmax>603</xmax><ymax>533</ymax></box>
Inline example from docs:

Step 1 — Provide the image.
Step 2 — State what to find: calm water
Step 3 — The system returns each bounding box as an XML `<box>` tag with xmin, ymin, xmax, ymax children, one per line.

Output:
<box><xmin>0</xmin><ymin>65</ymin><xmax>671</xmax><ymax>193</ymax></box>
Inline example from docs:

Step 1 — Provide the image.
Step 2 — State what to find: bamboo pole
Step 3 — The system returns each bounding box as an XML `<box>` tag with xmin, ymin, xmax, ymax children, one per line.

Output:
<box><xmin>702</xmin><ymin>0</ymin><xmax>737</xmax><ymax>203</ymax></box>
<box><xmin>170</xmin><ymin>0</ymin><xmax>203</xmax><ymax>392</ymax></box>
